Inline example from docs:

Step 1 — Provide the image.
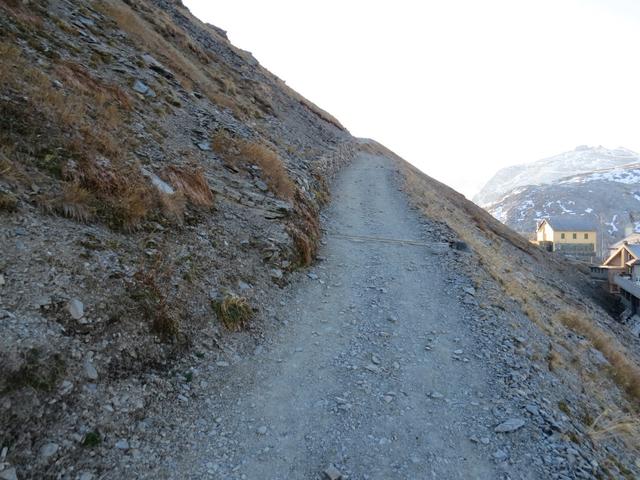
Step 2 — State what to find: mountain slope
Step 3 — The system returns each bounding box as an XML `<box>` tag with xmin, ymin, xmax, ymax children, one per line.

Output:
<box><xmin>474</xmin><ymin>145</ymin><xmax>640</xmax><ymax>206</ymax></box>
<box><xmin>0</xmin><ymin>1</ymin><xmax>353</xmax><ymax>476</ymax></box>
<box><xmin>485</xmin><ymin>162</ymin><xmax>640</xmax><ymax>251</ymax></box>
<box><xmin>1</xmin><ymin>2</ymin><xmax>640</xmax><ymax>479</ymax></box>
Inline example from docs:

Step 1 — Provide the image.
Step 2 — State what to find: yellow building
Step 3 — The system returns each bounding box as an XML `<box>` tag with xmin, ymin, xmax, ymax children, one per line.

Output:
<box><xmin>535</xmin><ymin>216</ymin><xmax>597</xmax><ymax>259</ymax></box>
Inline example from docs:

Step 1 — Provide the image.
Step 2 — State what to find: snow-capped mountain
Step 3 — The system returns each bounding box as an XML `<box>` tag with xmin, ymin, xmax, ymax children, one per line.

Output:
<box><xmin>474</xmin><ymin>145</ymin><xmax>640</xmax><ymax>206</ymax></box>
<box><xmin>484</xmin><ymin>161</ymin><xmax>640</xmax><ymax>255</ymax></box>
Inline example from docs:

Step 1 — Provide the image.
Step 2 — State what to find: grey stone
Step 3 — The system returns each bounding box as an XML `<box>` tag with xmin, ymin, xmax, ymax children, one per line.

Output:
<box><xmin>588</xmin><ymin>348</ymin><xmax>609</xmax><ymax>366</ymax></box>
<box><xmin>39</xmin><ymin>442</ymin><xmax>59</xmax><ymax>459</ymax></box>
<box><xmin>463</xmin><ymin>286</ymin><xmax>476</xmax><ymax>296</ymax></box>
<box><xmin>493</xmin><ymin>449</ymin><xmax>509</xmax><ymax>461</ymax></box>
<box><xmin>197</xmin><ymin>142</ymin><xmax>211</xmax><ymax>151</ymax></box>
<box><xmin>141</xmin><ymin>168</ymin><xmax>175</xmax><ymax>195</ymax></box>
<box><xmin>270</xmin><ymin>269</ymin><xmax>283</xmax><ymax>280</ymax></box>
<box><xmin>255</xmin><ymin>180</ymin><xmax>268</xmax><ymax>192</ymax></box>
<box><xmin>132</xmin><ymin>80</ymin><xmax>149</xmax><ymax>94</ymax></box>
<box><xmin>256</xmin><ymin>426</ymin><xmax>267</xmax><ymax>435</ymax></box>
<box><xmin>68</xmin><ymin>298</ymin><xmax>84</xmax><ymax>320</ymax></box>
<box><xmin>0</xmin><ymin>274</ymin><xmax>5</xmax><ymax>286</ymax></box>
<box><xmin>364</xmin><ymin>364</ymin><xmax>381</xmax><ymax>374</ymax></box>
<box><xmin>115</xmin><ymin>439</ymin><xmax>129</xmax><ymax>450</ymax></box>
<box><xmin>78</xmin><ymin>473</ymin><xmax>94</xmax><ymax>480</ymax></box>
<box><xmin>525</xmin><ymin>404</ymin><xmax>539</xmax><ymax>416</ymax></box>
<box><xmin>84</xmin><ymin>360</ymin><xmax>98</xmax><ymax>381</ymax></box>
<box><xmin>0</xmin><ymin>468</ymin><xmax>18</xmax><ymax>480</ymax></box>
<box><xmin>59</xmin><ymin>380</ymin><xmax>73</xmax><ymax>395</ymax></box>
<box><xmin>371</xmin><ymin>354</ymin><xmax>381</xmax><ymax>365</ymax></box>
<box><xmin>307</xmin><ymin>272</ymin><xmax>319</xmax><ymax>280</ymax></box>
<box><xmin>495</xmin><ymin>418</ymin><xmax>525</xmax><ymax>433</ymax></box>
<box><xmin>323</xmin><ymin>465</ymin><xmax>342</xmax><ymax>480</ymax></box>
<box><xmin>429</xmin><ymin>392</ymin><xmax>444</xmax><ymax>399</ymax></box>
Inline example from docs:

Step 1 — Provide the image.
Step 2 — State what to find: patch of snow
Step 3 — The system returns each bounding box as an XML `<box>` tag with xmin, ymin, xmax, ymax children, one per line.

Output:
<box><xmin>562</xmin><ymin>167</ymin><xmax>640</xmax><ymax>185</ymax></box>
<box><xmin>605</xmin><ymin>214</ymin><xmax>619</xmax><ymax>235</ymax></box>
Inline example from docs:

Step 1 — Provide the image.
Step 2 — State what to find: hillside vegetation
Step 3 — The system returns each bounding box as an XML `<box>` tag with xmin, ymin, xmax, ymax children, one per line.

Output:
<box><xmin>0</xmin><ymin>0</ymin><xmax>352</xmax><ymax>476</ymax></box>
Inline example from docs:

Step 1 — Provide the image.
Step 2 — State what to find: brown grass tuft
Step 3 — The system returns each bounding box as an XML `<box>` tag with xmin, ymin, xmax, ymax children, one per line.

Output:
<box><xmin>212</xmin><ymin>131</ymin><xmax>296</xmax><ymax>200</ymax></box>
<box><xmin>163</xmin><ymin>166</ymin><xmax>214</xmax><ymax>208</ymax></box>
<box><xmin>212</xmin><ymin>295</ymin><xmax>253</xmax><ymax>331</ymax></box>
<box><xmin>239</xmin><ymin>142</ymin><xmax>296</xmax><ymax>200</ymax></box>
<box><xmin>57</xmin><ymin>183</ymin><xmax>95</xmax><ymax>222</ymax></box>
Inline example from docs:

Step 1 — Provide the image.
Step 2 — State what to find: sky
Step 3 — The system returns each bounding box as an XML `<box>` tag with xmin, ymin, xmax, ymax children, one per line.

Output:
<box><xmin>183</xmin><ymin>0</ymin><xmax>640</xmax><ymax>199</ymax></box>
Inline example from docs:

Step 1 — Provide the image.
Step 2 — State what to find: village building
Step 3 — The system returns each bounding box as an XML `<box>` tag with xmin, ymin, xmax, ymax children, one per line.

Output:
<box><xmin>598</xmin><ymin>243</ymin><xmax>640</xmax><ymax>336</ymax></box>
<box><xmin>606</xmin><ymin>232</ymin><xmax>640</xmax><ymax>257</ymax></box>
<box><xmin>534</xmin><ymin>216</ymin><xmax>597</xmax><ymax>260</ymax></box>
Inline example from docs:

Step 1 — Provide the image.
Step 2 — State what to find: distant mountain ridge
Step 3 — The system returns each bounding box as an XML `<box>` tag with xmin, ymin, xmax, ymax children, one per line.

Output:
<box><xmin>474</xmin><ymin>146</ymin><xmax>640</xmax><ymax>206</ymax></box>
<box><xmin>480</xmin><ymin>149</ymin><xmax>640</xmax><ymax>255</ymax></box>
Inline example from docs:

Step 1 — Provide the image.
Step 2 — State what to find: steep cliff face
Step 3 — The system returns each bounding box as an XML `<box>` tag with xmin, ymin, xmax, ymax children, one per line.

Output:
<box><xmin>0</xmin><ymin>0</ymin><xmax>354</xmax><ymax>474</ymax></box>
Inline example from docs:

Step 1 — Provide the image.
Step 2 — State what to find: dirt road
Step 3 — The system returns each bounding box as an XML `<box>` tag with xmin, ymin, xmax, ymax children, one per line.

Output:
<box><xmin>131</xmin><ymin>153</ymin><xmax>537</xmax><ymax>479</ymax></box>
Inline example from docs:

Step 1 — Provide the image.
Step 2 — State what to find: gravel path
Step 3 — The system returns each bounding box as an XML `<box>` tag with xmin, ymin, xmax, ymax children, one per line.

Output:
<box><xmin>135</xmin><ymin>153</ymin><xmax>537</xmax><ymax>479</ymax></box>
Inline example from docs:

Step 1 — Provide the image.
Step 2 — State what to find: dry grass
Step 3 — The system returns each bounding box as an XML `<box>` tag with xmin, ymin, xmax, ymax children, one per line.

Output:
<box><xmin>212</xmin><ymin>131</ymin><xmax>296</xmax><ymax>200</ymax></box>
<box><xmin>95</xmin><ymin>0</ymin><xmax>254</xmax><ymax>119</ymax></box>
<box><xmin>588</xmin><ymin>409</ymin><xmax>640</xmax><ymax>452</ymax></box>
<box><xmin>240</xmin><ymin>143</ymin><xmax>296</xmax><ymax>200</ymax></box>
<box><xmin>0</xmin><ymin>191</ymin><xmax>18</xmax><ymax>212</ymax></box>
<box><xmin>56</xmin><ymin>183</ymin><xmax>95</xmax><ymax>222</ymax></box>
<box><xmin>0</xmin><ymin>41</ymin><xmax>191</xmax><ymax>230</ymax></box>
<box><xmin>557</xmin><ymin>310</ymin><xmax>640</xmax><ymax>400</ymax></box>
<box><xmin>163</xmin><ymin>166</ymin><xmax>214</xmax><ymax>208</ymax></box>
<box><xmin>131</xmin><ymin>259</ymin><xmax>180</xmax><ymax>341</ymax></box>
<box><xmin>212</xmin><ymin>295</ymin><xmax>253</xmax><ymax>331</ymax></box>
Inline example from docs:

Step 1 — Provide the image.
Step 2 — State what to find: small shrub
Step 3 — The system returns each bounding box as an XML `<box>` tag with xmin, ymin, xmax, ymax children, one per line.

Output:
<box><xmin>82</xmin><ymin>431</ymin><xmax>101</xmax><ymax>448</ymax></box>
<box><xmin>131</xmin><ymin>259</ymin><xmax>180</xmax><ymax>341</ymax></box>
<box><xmin>0</xmin><ymin>190</ymin><xmax>18</xmax><ymax>212</ymax></box>
<box><xmin>2</xmin><ymin>348</ymin><xmax>66</xmax><ymax>393</ymax></box>
<box><xmin>212</xmin><ymin>295</ymin><xmax>252</xmax><ymax>331</ymax></box>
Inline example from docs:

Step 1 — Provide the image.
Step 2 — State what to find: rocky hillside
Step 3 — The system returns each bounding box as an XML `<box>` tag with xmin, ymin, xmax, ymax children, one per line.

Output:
<box><xmin>0</xmin><ymin>0</ymin><xmax>353</xmax><ymax>477</ymax></box>
<box><xmin>476</xmin><ymin>147</ymin><xmax>640</xmax><ymax>254</ymax></box>
<box><xmin>474</xmin><ymin>145</ymin><xmax>640</xmax><ymax>207</ymax></box>
<box><xmin>386</xmin><ymin>142</ymin><xmax>640</xmax><ymax>480</ymax></box>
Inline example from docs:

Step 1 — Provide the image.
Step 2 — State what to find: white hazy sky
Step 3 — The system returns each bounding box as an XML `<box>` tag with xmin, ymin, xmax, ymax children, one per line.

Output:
<box><xmin>183</xmin><ymin>0</ymin><xmax>640</xmax><ymax>198</ymax></box>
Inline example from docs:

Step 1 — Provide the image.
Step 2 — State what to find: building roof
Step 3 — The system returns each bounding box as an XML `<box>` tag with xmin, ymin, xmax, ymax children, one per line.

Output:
<box><xmin>602</xmin><ymin>243</ymin><xmax>640</xmax><ymax>267</ymax></box>
<box><xmin>627</xmin><ymin>244</ymin><xmax>640</xmax><ymax>258</ymax></box>
<box><xmin>539</xmin><ymin>216</ymin><xmax>598</xmax><ymax>232</ymax></box>
<box><xmin>609</xmin><ymin>233</ymin><xmax>640</xmax><ymax>251</ymax></box>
